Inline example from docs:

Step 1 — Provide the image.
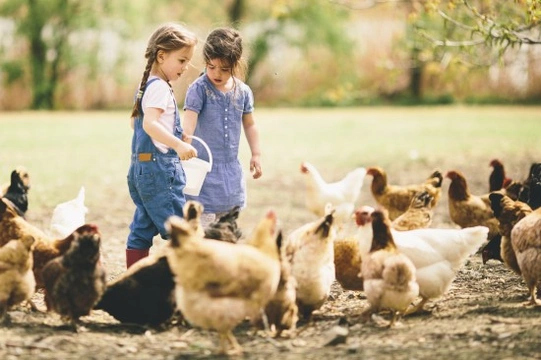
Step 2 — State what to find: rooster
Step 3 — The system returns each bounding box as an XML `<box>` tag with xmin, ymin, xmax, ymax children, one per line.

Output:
<box><xmin>1</xmin><ymin>199</ymin><xmax>91</xmax><ymax>289</ymax></box>
<box><xmin>284</xmin><ymin>211</ymin><xmax>336</xmax><ymax>320</ymax></box>
<box><xmin>367</xmin><ymin>167</ymin><xmax>442</xmax><ymax>221</ymax></box>
<box><xmin>511</xmin><ymin>207</ymin><xmax>541</xmax><ymax>305</ymax></box>
<box><xmin>166</xmin><ymin>210</ymin><xmax>281</xmax><ymax>355</ymax></box>
<box><xmin>41</xmin><ymin>224</ymin><xmax>106</xmax><ymax>330</ymax></box>
<box><xmin>0</xmin><ymin>234</ymin><xmax>36</xmax><ymax>324</ymax></box>
<box><xmin>361</xmin><ymin>209</ymin><xmax>419</xmax><ymax>327</ymax></box>
<box><xmin>1</xmin><ymin>167</ymin><xmax>31</xmax><ymax>217</ymax></box>
<box><xmin>300</xmin><ymin>161</ymin><xmax>366</xmax><ymax>226</ymax></box>
<box><xmin>391</xmin><ymin>190</ymin><xmax>434</xmax><ymax>231</ymax></box>
<box><xmin>49</xmin><ymin>186</ymin><xmax>88</xmax><ymax>239</ymax></box>
<box><xmin>354</xmin><ymin>206</ymin><xmax>488</xmax><ymax>314</ymax></box>
<box><xmin>488</xmin><ymin>192</ymin><xmax>532</xmax><ymax>275</ymax></box>
<box><xmin>446</xmin><ymin>170</ymin><xmax>500</xmax><ymax>241</ymax></box>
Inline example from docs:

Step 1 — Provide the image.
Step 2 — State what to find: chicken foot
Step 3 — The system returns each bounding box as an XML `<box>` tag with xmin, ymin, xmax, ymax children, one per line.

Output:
<box><xmin>218</xmin><ymin>330</ymin><xmax>243</xmax><ymax>355</ymax></box>
<box><xmin>405</xmin><ymin>297</ymin><xmax>429</xmax><ymax>315</ymax></box>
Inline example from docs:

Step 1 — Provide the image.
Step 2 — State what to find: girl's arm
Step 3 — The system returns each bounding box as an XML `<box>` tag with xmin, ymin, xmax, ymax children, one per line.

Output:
<box><xmin>182</xmin><ymin>109</ymin><xmax>199</xmax><ymax>143</ymax></box>
<box><xmin>142</xmin><ymin>107</ymin><xmax>197</xmax><ymax>160</ymax></box>
<box><xmin>242</xmin><ymin>112</ymin><xmax>262</xmax><ymax>179</ymax></box>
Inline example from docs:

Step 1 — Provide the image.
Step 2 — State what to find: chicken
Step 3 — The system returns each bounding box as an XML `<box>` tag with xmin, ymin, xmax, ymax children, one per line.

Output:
<box><xmin>1</xmin><ymin>166</ymin><xmax>31</xmax><ymax>217</ymax></box>
<box><xmin>481</xmin><ymin>235</ymin><xmax>503</xmax><ymax>264</ymax></box>
<box><xmin>300</xmin><ymin>161</ymin><xmax>366</xmax><ymax>226</ymax></box>
<box><xmin>204</xmin><ymin>205</ymin><xmax>242</xmax><ymax>243</ymax></box>
<box><xmin>391</xmin><ymin>190</ymin><xmax>434</xmax><ymax>231</ymax></box>
<box><xmin>1</xmin><ymin>198</ymin><xmax>87</xmax><ymax>289</ymax></box>
<box><xmin>510</xmin><ymin>207</ymin><xmax>541</xmax><ymax>305</ymax></box>
<box><xmin>284</xmin><ymin>211</ymin><xmax>336</xmax><ymax>320</ymax></box>
<box><xmin>367</xmin><ymin>167</ymin><xmax>442</xmax><ymax>221</ymax></box>
<box><xmin>488</xmin><ymin>192</ymin><xmax>532</xmax><ymax>274</ymax></box>
<box><xmin>0</xmin><ymin>234</ymin><xmax>36</xmax><ymax>324</ymax></box>
<box><xmin>41</xmin><ymin>224</ymin><xmax>106</xmax><ymax>329</ymax></box>
<box><xmin>49</xmin><ymin>186</ymin><xmax>88</xmax><ymax>239</ymax></box>
<box><xmin>360</xmin><ymin>209</ymin><xmax>419</xmax><ymax>327</ymax></box>
<box><xmin>253</xmin><ymin>231</ymin><xmax>298</xmax><ymax>337</ymax></box>
<box><xmin>489</xmin><ymin>159</ymin><xmax>512</xmax><ymax>192</ymax></box>
<box><xmin>94</xmin><ymin>252</ymin><xmax>176</xmax><ymax>327</ymax></box>
<box><xmin>333</xmin><ymin>236</ymin><xmax>363</xmax><ymax>291</ymax></box>
<box><xmin>524</xmin><ymin>163</ymin><xmax>541</xmax><ymax>210</ymax></box>
<box><xmin>354</xmin><ymin>206</ymin><xmax>489</xmax><ymax>314</ymax></box>
<box><xmin>95</xmin><ymin>202</ymin><xmax>242</xmax><ymax>327</ymax></box>
<box><xmin>165</xmin><ymin>210</ymin><xmax>281</xmax><ymax>355</ymax></box>
<box><xmin>446</xmin><ymin>170</ymin><xmax>500</xmax><ymax>241</ymax></box>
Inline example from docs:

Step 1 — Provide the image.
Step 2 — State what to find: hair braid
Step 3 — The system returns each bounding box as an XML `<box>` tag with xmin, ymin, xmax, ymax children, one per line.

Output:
<box><xmin>131</xmin><ymin>55</ymin><xmax>155</xmax><ymax>119</ymax></box>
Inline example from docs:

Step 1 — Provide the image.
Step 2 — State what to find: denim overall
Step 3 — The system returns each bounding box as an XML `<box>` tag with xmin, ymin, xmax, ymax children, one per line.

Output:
<box><xmin>127</xmin><ymin>78</ymin><xmax>187</xmax><ymax>250</ymax></box>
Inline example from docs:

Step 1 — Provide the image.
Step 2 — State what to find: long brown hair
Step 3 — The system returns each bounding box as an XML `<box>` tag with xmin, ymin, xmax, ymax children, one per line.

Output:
<box><xmin>131</xmin><ymin>23</ymin><xmax>197</xmax><ymax>119</ymax></box>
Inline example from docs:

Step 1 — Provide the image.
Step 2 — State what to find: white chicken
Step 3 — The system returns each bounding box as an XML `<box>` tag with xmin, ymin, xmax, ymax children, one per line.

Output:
<box><xmin>354</xmin><ymin>206</ymin><xmax>489</xmax><ymax>314</ymax></box>
<box><xmin>49</xmin><ymin>186</ymin><xmax>88</xmax><ymax>239</ymax></box>
<box><xmin>284</xmin><ymin>211</ymin><xmax>336</xmax><ymax>320</ymax></box>
<box><xmin>300</xmin><ymin>161</ymin><xmax>366</xmax><ymax>226</ymax></box>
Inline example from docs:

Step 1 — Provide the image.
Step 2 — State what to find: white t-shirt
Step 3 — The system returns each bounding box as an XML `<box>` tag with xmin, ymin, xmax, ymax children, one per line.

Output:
<box><xmin>141</xmin><ymin>77</ymin><xmax>177</xmax><ymax>154</ymax></box>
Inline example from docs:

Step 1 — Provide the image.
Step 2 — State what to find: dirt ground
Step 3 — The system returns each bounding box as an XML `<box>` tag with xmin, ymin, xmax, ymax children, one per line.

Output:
<box><xmin>1</xmin><ymin>163</ymin><xmax>541</xmax><ymax>360</ymax></box>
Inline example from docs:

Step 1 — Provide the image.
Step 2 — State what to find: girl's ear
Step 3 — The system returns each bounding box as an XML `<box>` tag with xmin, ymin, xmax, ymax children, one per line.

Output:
<box><xmin>157</xmin><ymin>50</ymin><xmax>165</xmax><ymax>63</ymax></box>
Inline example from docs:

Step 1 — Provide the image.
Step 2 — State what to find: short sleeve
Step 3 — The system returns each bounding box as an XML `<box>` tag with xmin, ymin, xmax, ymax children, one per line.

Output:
<box><xmin>184</xmin><ymin>81</ymin><xmax>205</xmax><ymax>114</ymax></box>
<box><xmin>243</xmin><ymin>85</ymin><xmax>254</xmax><ymax>114</ymax></box>
<box><xmin>142</xmin><ymin>80</ymin><xmax>171</xmax><ymax>111</ymax></box>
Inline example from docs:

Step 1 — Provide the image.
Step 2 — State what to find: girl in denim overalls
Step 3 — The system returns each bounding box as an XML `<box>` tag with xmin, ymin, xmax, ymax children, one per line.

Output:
<box><xmin>183</xmin><ymin>27</ymin><xmax>263</xmax><ymax>228</ymax></box>
<box><xmin>126</xmin><ymin>23</ymin><xmax>198</xmax><ymax>268</ymax></box>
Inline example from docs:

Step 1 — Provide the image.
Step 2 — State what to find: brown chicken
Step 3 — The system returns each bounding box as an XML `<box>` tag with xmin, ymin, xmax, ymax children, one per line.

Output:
<box><xmin>253</xmin><ymin>231</ymin><xmax>298</xmax><ymax>338</ymax></box>
<box><xmin>0</xmin><ymin>234</ymin><xmax>36</xmax><ymax>323</ymax></box>
<box><xmin>510</xmin><ymin>207</ymin><xmax>541</xmax><ymax>305</ymax></box>
<box><xmin>489</xmin><ymin>159</ymin><xmax>512</xmax><ymax>192</ymax></box>
<box><xmin>367</xmin><ymin>167</ymin><xmax>442</xmax><ymax>220</ymax></box>
<box><xmin>1</xmin><ymin>198</ymin><xmax>85</xmax><ymax>289</ymax></box>
<box><xmin>391</xmin><ymin>190</ymin><xmax>434</xmax><ymax>231</ymax></box>
<box><xmin>284</xmin><ymin>212</ymin><xmax>336</xmax><ymax>320</ymax></box>
<box><xmin>361</xmin><ymin>209</ymin><xmax>419</xmax><ymax>327</ymax></box>
<box><xmin>333</xmin><ymin>236</ymin><xmax>363</xmax><ymax>291</ymax></box>
<box><xmin>165</xmin><ymin>210</ymin><xmax>281</xmax><ymax>355</ymax></box>
<box><xmin>41</xmin><ymin>224</ymin><xmax>106</xmax><ymax>329</ymax></box>
<box><xmin>488</xmin><ymin>192</ymin><xmax>532</xmax><ymax>274</ymax></box>
<box><xmin>446</xmin><ymin>170</ymin><xmax>500</xmax><ymax>241</ymax></box>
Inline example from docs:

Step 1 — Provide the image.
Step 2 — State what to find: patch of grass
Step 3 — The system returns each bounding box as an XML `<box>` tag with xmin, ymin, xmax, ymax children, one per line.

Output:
<box><xmin>1</xmin><ymin>106</ymin><xmax>540</xmax><ymax>231</ymax></box>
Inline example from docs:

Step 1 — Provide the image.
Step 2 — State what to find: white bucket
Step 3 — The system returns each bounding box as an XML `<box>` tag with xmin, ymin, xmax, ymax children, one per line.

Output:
<box><xmin>181</xmin><ymin>135</ymin><xmax>213</xmax><ymax>196</ymax></box>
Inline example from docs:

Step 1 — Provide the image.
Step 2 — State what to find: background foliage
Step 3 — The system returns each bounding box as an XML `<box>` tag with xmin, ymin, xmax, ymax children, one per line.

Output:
<box><xmin>0</xmin><ymin>0</ymin><xmax>539</xmax><ymax>110</ymax></box>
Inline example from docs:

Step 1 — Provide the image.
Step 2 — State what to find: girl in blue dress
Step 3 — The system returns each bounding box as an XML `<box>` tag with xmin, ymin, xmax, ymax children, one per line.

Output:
<box><xmin>183</xmin><ymin>27</ymin><xmax>263</xmax><ymax>227</ymax></box>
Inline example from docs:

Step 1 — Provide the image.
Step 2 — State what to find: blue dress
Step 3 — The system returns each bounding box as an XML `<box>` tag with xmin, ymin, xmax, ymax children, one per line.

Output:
<box><xmin>183</xmin><ymin>75</ymin><xmax>254</xmax><ymax>213</ymax></box>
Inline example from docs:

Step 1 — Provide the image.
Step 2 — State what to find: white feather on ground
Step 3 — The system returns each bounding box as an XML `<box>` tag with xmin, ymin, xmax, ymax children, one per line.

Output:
<box><xmin>49</xmin><ymin>186</ymin><xmax>88</xmax><ymax>239</ymax></box>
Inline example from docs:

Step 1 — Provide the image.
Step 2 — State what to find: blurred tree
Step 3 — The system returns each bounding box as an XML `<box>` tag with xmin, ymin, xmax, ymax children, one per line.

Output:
<box><xmin>331</xmin><ymin>0</ymin><xmax>540</xmax><ymax>100</ymax></box>
<box><xmin>0</xmin><ymin>0</ymin><xmax>113</xmax><ymax>109</ymax></box>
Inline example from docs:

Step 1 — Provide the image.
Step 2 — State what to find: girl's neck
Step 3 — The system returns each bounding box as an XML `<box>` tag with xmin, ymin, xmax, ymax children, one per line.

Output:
<box><xmin>212</xmin><ymin>76</ymin><xmax>234</xmax><ymax>93</ymax></box>
<box><xmin>150</xmin><ymin>70</ymin><xmax>169</xmax><ymax>84</ymax></box>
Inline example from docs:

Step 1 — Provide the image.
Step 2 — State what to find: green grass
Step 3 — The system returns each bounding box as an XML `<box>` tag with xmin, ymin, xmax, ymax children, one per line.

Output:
<box><xmin>1</xmin><ymin>106</ymin><xmax>540</xmax><ymax>231</ymax></box>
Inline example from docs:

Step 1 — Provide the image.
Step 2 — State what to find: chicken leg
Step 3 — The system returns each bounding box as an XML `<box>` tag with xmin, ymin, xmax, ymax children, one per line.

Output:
<box><xmin>219</xmin><ymin>330</ymin><xmax>242</xmax><ymax>355</ymax></box>
<box><xmin>405</xmin><ymin>297</ymin><xmax>429</xmax><ymax>315</ymax></box>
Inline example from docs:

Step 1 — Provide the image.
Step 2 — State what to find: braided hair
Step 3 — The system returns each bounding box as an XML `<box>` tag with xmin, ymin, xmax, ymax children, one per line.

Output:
<box><xmin>203</xmin><ymin>27</ymin><xmax>247</xmax><ymax>81</ymax></box>
<box><xmin>131</xmin><ymin>23</ymin><xmax>197</xmax><ymax>119</ymax></box>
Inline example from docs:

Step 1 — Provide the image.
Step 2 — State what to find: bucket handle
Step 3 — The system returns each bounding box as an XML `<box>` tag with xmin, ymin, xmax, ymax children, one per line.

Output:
<box><xmin>186</xmin><ymin>135</ymin><xmax>213</xmax><ymax>170</ymax></box>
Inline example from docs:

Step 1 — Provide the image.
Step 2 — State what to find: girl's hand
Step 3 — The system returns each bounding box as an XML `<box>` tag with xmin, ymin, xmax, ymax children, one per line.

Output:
<box><xmin>250</xmin><ymin>156</ymin><xmax>262</xmax><ymax>179</ymax></box>
<box><xmin>176</xmin><ymin>141</ymin><xmax>198</xmax><ymax>161</ymax></box>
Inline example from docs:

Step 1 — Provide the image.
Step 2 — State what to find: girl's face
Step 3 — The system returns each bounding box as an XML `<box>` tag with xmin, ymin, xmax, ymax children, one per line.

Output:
<box><xmin>156</xmin><ymin>46</ymin><xmax>194</xmax><ymax>82</ymax></box>
<box><xmin>205</xmin><ymin>58</ymin><xmax>233</xmax><ymax>91</ymax></box>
